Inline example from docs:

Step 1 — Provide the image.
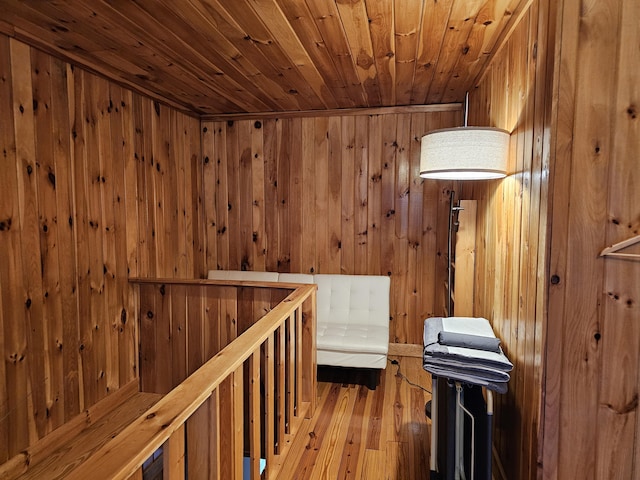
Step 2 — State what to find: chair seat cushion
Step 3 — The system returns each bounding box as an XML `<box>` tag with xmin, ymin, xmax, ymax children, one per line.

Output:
<box><xmin>317</xmin><ymin>323</ymin><xmax>389</xmax><ymax>355</ymax></box>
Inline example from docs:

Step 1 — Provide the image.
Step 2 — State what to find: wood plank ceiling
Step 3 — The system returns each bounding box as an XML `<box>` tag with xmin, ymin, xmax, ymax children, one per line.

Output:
<box><xmin>0</xmin><ymin>0</ymin><xmax>530</xmax><ymax>116</ymax></box>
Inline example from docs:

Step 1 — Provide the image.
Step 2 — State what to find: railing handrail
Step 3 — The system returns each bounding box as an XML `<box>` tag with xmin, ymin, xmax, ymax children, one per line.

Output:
<box><xmin>66</xmin><ymin>283</ymin><xmax>317</xmax><ymax>480</ymax></box>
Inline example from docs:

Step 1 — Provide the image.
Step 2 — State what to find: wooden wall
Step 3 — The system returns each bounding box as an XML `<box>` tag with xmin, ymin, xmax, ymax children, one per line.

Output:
<box><xmin>460</xmin><ymin>0</ymin><xmax>555</xmax><ymax>479</ymax></box>
<box><xmin>202</xmin><ymin>110</ymin><xmax>461</xmax><ymax>345</ymax></box>
<box><xmin>543</xmin><ymin>0</ymin><xmax>640</xmax><ymax>478</ymax></box>
<box><xmin>0</xmin><ymin>35</ymin><xmax>203</xmax><ymax>462</ymax></box>
<box><xmin>137</xmin><ymin>282</ymin><xmax>293</xmax><ymax>394</ymax></box>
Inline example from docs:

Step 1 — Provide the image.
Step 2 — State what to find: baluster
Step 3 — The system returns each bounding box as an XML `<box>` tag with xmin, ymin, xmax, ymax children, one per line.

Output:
<box><xmin>248</xmin><ymin>350</ymin><xmax>262</xmax><ymax>479</ymax></box>
<box><xmin>163</xmin><ymin>425</ymin><xmax>185</xmax><ymax>479</ymax></box>
<box><xmin>265</xmin><ymin>333</ymin><xmax>275</xmax><ymax>472</ymax></box>
<box><xmin>277</xmin><ymin>324</ymin><xmax>286</xmax><ymax>453</ymax></box>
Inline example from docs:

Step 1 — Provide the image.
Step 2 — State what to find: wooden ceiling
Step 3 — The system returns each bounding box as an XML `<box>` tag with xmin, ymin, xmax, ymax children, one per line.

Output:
<box><xmin>0</xmin><ymin>0</ymin><xmax>531</xmax><ymax>117</ymax></box>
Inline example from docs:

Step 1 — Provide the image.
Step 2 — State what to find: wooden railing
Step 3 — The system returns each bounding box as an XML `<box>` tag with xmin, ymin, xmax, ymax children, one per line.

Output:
<box><xmin>66</xmin><ymin>279</ymin><xmax>317</xmax><ymax>480</ymax></box>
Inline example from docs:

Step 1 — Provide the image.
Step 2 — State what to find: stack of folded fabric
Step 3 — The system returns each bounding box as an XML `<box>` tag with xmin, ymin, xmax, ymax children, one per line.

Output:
<box><xmin>423</xmin><ymin>317</ymin><xmax>513</xmax><ymax>393</ymax></box>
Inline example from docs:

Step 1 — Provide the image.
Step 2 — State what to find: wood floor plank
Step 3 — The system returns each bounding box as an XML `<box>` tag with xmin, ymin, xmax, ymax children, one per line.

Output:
<box><xmin>362</xmin><ymin>448</ymin><xmax>386</xmax><ymax>479</ymax></box>
<box><xmin>278</xmin><ymin>356</ymin><xmax>433</xmax><ymax>479</ymax></box>
<box><xmin>365</xmin><ymin>367</ymin><xmax>386</xmax><ymax>450</ymax></box>
<box><xmin>287</xmin><ymin>383</ymin><xmax>342</xmax><ymax>479</ymax></box>
<box><xmin>309</xmin><ymin>385</ymin><xmax>359</xmax><ymax>480</ymax></box>
<box><xmin>269</xmin><ymin>382</ymin><xmax>332</xmax><ymax>478</ymax></box>
<box><xmin>336</xmin><ymin>385</ymin><xmax>369</xmax><ymax>479</ymax></box>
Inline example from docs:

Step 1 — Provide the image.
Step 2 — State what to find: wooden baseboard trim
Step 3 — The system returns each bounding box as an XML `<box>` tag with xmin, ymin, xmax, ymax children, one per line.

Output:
<box><xmin>388</xmin><ymin>343</ymin><xmax>423</xmax><ymax>358</ymax></box>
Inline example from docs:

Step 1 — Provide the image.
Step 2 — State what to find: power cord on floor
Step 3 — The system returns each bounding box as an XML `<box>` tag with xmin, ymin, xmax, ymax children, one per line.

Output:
<box><xmin>388</xmin><ymin>358</ymin><xmax>431</xmax><ymax>394</ymax></box>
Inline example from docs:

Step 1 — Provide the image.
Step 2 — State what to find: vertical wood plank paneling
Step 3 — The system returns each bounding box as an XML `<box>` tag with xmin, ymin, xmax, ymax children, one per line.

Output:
<box><xmin>212</xmin><ymin>121</ymin><xmax>228</xmax><ymax>270</ymax></box>
<box><xmin>171</xmin><ymin>285</ymin><xmax>188</xmax><ymax>389</ymax></box>
<box><xmin>417</xmin><ymin>113</ymin><xmax>442</xmax><ymax>320</ymax></box>
<box><xmin>132</xmin><ymin>95</ymin><xmax>150</xmax><ymax>279</ymax></box>
<box><xmin>327</xmin><ymin>116</ymin><xmax>342</xmax><ymax>273</ymax></box>
<box><xmin>189</xmin><ymin>285</ymin><xmax>206</xmax><ymax>373</ymax></box>
<box><xmin>153</xmin><ymin>101</ymin><xmax>170</xmax><ymax>277</ymax></box>
<box><xmin>53</xmin><ymin>60</ymin><xmax>81</xmax><ymax>424</ymax></box>
<box><xmin>225</xmin><ymin>121</ymin><xmax>240</xmax><ymax>270</ymax></box>
<box><xmin>204</xmin><ymin>111</ymin><xmax>459</xmax><ymax>345</ymax></box>
<box><xmin>353</xmin><ymin>116</ymin><xmax>369</xmax><ymax>275</ymax></box>
<box><xmin>461</xmin><ymin>1</ymin><xmax>556</xmax><ymax>478</ymax></box>
<box><xmin>562</xmin><ymin>0</ymin><xmax>618</xmax><ymax>477</ymax></box>
<box><xmin>263</xmin><ymin>119</ymin><xmax>279</xmax><ymax>272</ymax></box>
<box><xmin>0</xmin><ymin>35</ymin><xmax>29</xmax><ymax>460</ymax></box>
<box><xmin>202</xmin><ymin>122</ymin><xmax>216</xmax><ymax>270</ymax></box>
<box><xmin>529</xmin><ymin>2</ymin><xmax>554</xmax><ymax>477</ymax></box>
<box><xmin>110</xmin><ymin>83</ymin><xmax>135</xmax><ymax>388</ymax></box>
<box><xmin>239</xmin><ymin>121</ymin><xmax>253</xmax><ymax>271</ymax></box>
<box><xmin>314</xmin><ymin>117</ymin><xmax>330</xmax><ymax>273</ymax></box>
<box><xmin>139</xmin><ymin>285</ymin><xmax>156</xmax><ymax>393</ymax></box>
<box><xmin>32</xmin><ymin>49</ymin><xmax>63</xmax><ymax>434</ymax></box>
<box><xmin>252</xmin><ymin>120</ymin><xmax>266</xmax><ymax>271</ymax></box>
<box><xmin>367</xmin><ymin>115</ymin><xmax>383</xmax><ymax>275</ymax></box>
<box><xmin>519</xmin><ymin>7</ymin><xmax>542</xmax><ymax>478</ymax></box>
<box><xmin>174</xmin><ymin>113</ymin><xmax>189</xmax><ymax>277</ymax></box>
<box><xmin>223</xmin><ymin>122</ymin><xmax>242</xmax><ymax>270</ymax></box>
<box><xmin>454</xmin><ymin>201</ymin><xmax>477</xmax><ymax>317</ymax></box>
<box><xmin>102</xmin><ymin>80</ymin><xmax>120</xmax><ymax>396</ymax></box>
<box><xmin>189</xmin><ymin>115</ymin><xmax>205</xmax><ymax>278</ymax></box>
<box><xmin>340</xmin><ymin>116</ymin><xmax>356</xmax><ymax>275</ymax></box>
<box><xmin>86</xmin><ymin>73</ymin><xmax>108</xmax><ymax>404</ymax></box>
<box><xmin>277</xmin><ymin>119</ymin><xmax>291</xmax><ymax>272</ymax></box>
<box><xmin>201</xmin><ymin>286</ymin><xmax>220</xmax><ymax>357</ymax></box>
<box><xmin>393</xmin><ymin>113</ymin><xmax>411</xmax><ymax>339</ymax></box>
<box><xmin>12</xmin><ymin>38</ymin><xmax>48</xmax><ymax>441</ymax></box>
<box><xmin>380</xmin><ymin>114</ymin><xmax>396</xmax><ymax>277</ymax></box>
<box><xmin>597</xmin><ymin>2</ymin><xmax>640</xmax><ymax>478</ymax></box>
<box><xmin>407</xmin><ymin>113</ymin><xmax>427</xmax><ymax>337</ymax></box>
<box><xmin>380</xmin><ymin>114</ymin><xmax>397</xmax><ymax>331</ymax></box>
<box><xmin>155</xmin><ymin>284</ymin><xmax>172</xmax><ymax>395</ymax></box>
<box><xmin>0</xmin><ymin>35</ymin><xmax>203</xmax><ymax>460</ymax></box>
<box><xmin>541</xmin><ymin>0</ymin><xmax>640</xmax><ymax>479</ymax></box>
<box><xmin>507</xmin><ymin>20</ymin><xmax>527</xmax><ymax>473</ymax></box>
<box><xmin>301</xmin><ymin>118</ymin><xmax>316</xmax><ymax>274</ymax></box>
<box><xmin>69</xmin><ymin>65</ymin><xmax>90</xmax><ymax>414</ymax></box>
<box><xmin>142</xmin><ymin>99</ymin><xmax>158</xmax><ymax>278</ymax></box>
<box><xmin>123</xmin><ymin>90</ymin><xmax>141</xmax><ymax>378</ymax></box>
<box><xmin>288</xmin><ymin>118</ymin><xmax>303</xmax><ymax>274</ymax></box>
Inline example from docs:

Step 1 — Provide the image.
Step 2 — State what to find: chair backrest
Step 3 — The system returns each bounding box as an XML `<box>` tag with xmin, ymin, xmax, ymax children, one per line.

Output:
<box><xmin>277</xmin><ymin>273</ymin><xmax>315</xmax><ymax>284</ymax></box>
<box><xmin>206</xmin><ymin>270</ymin><xmax>390</xmax><ymax>328</ymax></box>
<box><xmin>207</xmin><ymin>270</ymin><xmax>279</xmax><ymax>282</ymax></box>
<box><xmin>313</xmin><ymin>274</ymin><xmax>390</xmax><ymax>327</ymax></box>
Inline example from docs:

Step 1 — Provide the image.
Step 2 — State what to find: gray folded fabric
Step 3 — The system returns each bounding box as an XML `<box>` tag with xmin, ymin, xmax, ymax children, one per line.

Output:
<box><xmin>423</xmin><ymin>356</ymin><xmax>510</xmax><ymax>382</ymax></box>
<box><xmin>438</xmin><ymin>331</ymin><xmax>501</xmax><ymax>353</ymax></box>
<box><xmin>425</xmin><ymin>342</ymin><xmax>512</xmax><ymax>372</ymax></box>
<box><xmin>424</xmin><ymin>365</ymin><xmax>508</xmax><ymax>394</ymax></box>
<box><xmin>422</xmin><ymin>316</ymin><xmax>512</xmax><ymax>393</ymax></box>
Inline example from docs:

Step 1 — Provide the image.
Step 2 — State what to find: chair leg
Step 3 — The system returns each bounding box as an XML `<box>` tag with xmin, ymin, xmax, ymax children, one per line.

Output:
<box><xmin>366</xmin><ymin>369</ymin><xmax>381</xmax><ymax>390</ymax></box>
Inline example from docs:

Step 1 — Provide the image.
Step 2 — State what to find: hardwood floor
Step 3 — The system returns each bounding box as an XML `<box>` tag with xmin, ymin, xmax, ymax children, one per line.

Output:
<box><xmin>272</xmin><ymin>356</ymin><xmax>433</xmax><ymax>479</ymax></box>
